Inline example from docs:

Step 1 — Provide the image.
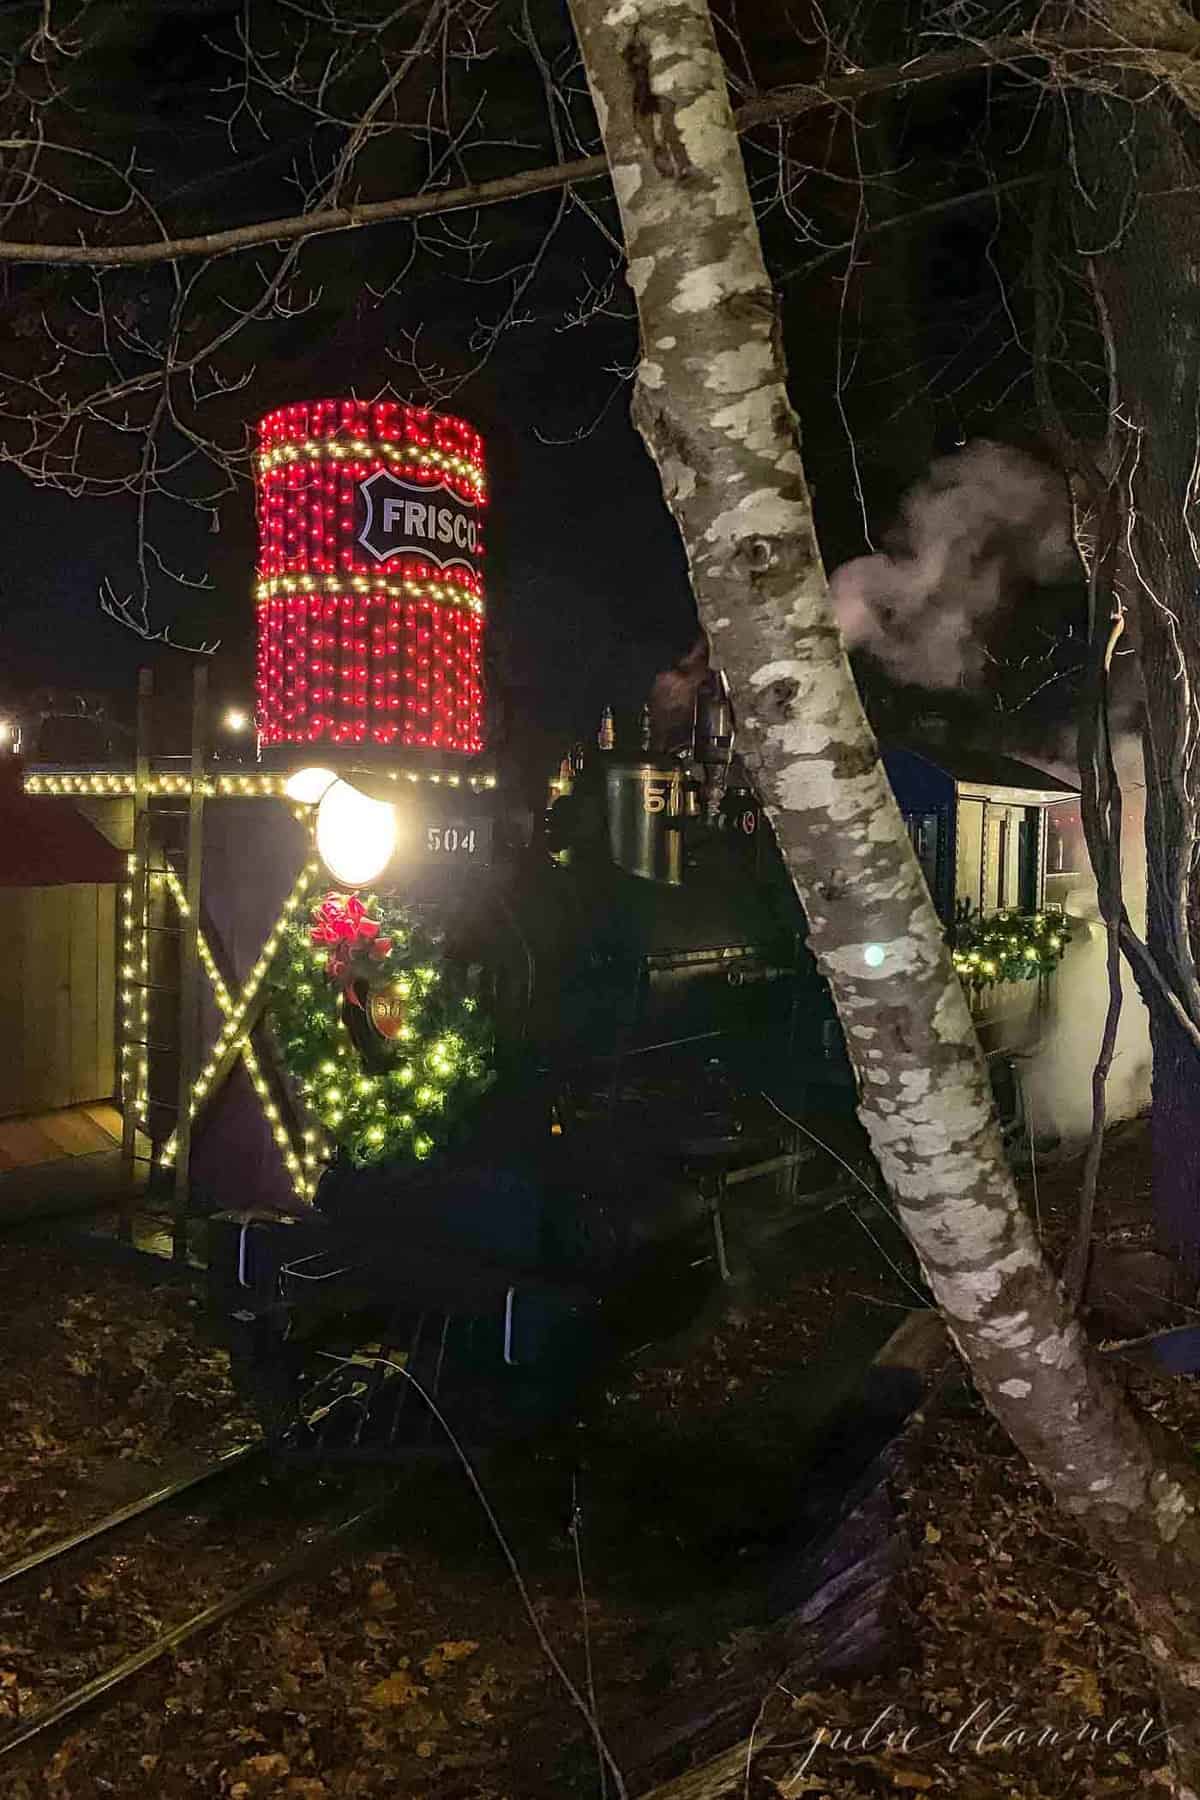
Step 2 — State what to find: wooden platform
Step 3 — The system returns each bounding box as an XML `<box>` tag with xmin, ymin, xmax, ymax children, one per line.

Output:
<box><xmin>0</xmin><ymin>1104</ymin><xmax>143</xmax><ymax>1226</ymax></box>
<box><xmin>0</xmin><ymin>1103</ymin><xmax>121</xmax><ymax>1170</ymax></box>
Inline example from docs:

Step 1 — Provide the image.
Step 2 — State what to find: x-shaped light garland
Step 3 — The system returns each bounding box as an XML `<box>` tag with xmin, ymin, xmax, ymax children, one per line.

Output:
<box><xmin>157</xmin><ymin>859</ymin><xmax>324</xmax><ymax>1204</ymax></box>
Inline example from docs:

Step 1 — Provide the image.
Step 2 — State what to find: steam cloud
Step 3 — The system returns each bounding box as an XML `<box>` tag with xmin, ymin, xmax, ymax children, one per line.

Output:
<box><xmin>825</xmin><ymin>437</ymin><xmax>1149</xmax><ymax>1141</ymax></box>
<box><xmin>829</xmin><ymin>440</ymin><xmax>1078</xmax><ymax>688</ymax></box>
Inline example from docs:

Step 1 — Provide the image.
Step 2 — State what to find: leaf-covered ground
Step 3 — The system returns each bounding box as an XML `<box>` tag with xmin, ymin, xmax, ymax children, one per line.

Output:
<box><xmin>1</xmin><ymin>1119</ymin><xmax>1196</xmax><ymax>1799</ymax></box>
<box><xmin>0</xmin><ymin>1247</ymin><xmax>257</xmax><ymax>1566</ymax></box>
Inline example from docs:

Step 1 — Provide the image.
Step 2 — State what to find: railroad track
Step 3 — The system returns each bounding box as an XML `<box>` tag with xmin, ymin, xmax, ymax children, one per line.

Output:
<box><xmin>0</xmin><ymin>1441</ymin><xmax>262</xmax><ymax>1595</ymax></box>
<box><xmin>0</xmin><ymin>1441</ymin><xmax>392</xmax><ymax>1762</ymax></box>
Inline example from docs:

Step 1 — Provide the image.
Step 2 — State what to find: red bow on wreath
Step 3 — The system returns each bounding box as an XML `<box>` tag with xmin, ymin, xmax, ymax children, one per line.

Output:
<box><xmin>310</xmin><ymin>894</ymin><xmax>392</xmax><ymax>1003</ymax></box>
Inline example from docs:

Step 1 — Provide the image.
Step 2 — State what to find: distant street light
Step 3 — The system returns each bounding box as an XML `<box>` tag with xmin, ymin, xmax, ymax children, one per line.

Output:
<box><xmin>223</xmin><ymin>707</ymin><xmax>251</xmax><ymax>734</ymax></box>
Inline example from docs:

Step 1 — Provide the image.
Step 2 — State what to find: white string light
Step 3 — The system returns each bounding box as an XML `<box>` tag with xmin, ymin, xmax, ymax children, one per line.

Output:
<box><xmin>159</xmin><ymin>859</ymin><xmax>320</xmax><ymax>1197</ymax></box>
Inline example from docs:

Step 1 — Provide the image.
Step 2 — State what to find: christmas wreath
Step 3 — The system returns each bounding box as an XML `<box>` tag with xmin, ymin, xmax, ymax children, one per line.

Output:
<box><xmin>269</xmin><ymin>891</ymin><xmax>494</xmax><ymax>1167</ymax></box>
<box><xmin>950</xmin><ymin>903</ymin><xmax>1072</xmax><ymax>992</ymax></box>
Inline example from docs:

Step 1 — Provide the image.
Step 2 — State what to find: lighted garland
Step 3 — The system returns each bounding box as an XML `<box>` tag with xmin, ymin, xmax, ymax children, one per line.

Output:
<box><xmin>268</xmin><ymin>892</ymin><xmax>494</xmax><ymax>1168</ymax></box>
<box><xmin>950</xmin><ymin>905</ymin><xmax>1072</xmax><ymax>992</ymax></box>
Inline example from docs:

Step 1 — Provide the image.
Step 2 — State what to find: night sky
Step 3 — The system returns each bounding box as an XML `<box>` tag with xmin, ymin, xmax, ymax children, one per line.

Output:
<box><xmin>0</xmin><ymin>0</ymin><xmax>1083</xmax><ymax>753</ymax></box>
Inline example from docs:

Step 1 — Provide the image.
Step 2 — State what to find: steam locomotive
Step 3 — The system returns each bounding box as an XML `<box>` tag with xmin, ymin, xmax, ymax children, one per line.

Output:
<box><xmin>23</xmin><ymin>398</ymin><xmax>1066</xmax><ymax>1461</ymax></box>
<box><xmin>209</xmin><ymin>680</ymin><xmax>856</xmax><ymax>1461</ymax></box>
<box><xmin>179</xmin><ymin>398</ymin><xmax>852</xmax><ymax>1458</ymax></box>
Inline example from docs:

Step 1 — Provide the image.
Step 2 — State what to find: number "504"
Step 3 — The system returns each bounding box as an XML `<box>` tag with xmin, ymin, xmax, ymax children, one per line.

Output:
<box><xmin>426</xmin><ymin>825</ymin><xmax>477</xmax><ymax>854</ymax></box>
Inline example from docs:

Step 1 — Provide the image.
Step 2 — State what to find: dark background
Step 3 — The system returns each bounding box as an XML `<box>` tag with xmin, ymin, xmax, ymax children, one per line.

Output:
<box><xmin>0</xmin><ymin>0</ymin><xmax>1089</xmax><ymax>753</ymax></box>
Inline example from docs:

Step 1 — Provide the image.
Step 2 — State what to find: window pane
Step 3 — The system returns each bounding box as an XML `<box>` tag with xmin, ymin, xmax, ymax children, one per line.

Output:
<box><xmin>1045</xmin><ymin>803</ymin><xmax>1087</xmax><ymax>911</ymax></box>
<box><xmin>906</xmin><ymin>812</ymin><xmax>939</xmax><ymax>897</ymax></box>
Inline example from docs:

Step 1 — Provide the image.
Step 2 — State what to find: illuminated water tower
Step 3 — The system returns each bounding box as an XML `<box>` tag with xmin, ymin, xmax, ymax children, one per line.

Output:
<box><xmin>254</xmin><ymin>398</ymin><xmax>487</xmax><ymax>758</ymax></box>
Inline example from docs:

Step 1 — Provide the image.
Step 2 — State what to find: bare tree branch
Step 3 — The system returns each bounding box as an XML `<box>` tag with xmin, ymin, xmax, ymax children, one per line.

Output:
<box><xmin>0</xmin><ymin>27</ymin><xmax>1185</xmax><ymax>268</ymax></box>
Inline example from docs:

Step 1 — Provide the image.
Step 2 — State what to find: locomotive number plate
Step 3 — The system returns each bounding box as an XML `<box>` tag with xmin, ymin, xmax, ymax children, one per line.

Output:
<box><xmin>421</xmin><ymin>818</ymin><xmax>492</xmax><ymax>863</ymax></box>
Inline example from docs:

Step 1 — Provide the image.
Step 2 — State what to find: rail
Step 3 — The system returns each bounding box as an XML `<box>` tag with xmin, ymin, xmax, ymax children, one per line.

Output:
<box><xmin>0</xmin><ymin>1442</ymin><xmax>392</xmax><ymax>1764</ymax></box>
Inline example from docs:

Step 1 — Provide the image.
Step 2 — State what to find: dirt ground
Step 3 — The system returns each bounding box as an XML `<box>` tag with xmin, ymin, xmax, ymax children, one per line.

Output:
<box><xmin>0</xmin><ymin>1118</ymin><xmax>1196</xmax><ymax>1800</ymax></box>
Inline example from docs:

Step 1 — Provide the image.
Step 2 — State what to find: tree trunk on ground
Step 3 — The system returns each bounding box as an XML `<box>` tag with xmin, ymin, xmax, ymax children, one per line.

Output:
<box><xmin>626</xmin><ymin>1315</ymin><xmax>945</xmax><ymax>1797</ymax></box>
<box><xmin>565</xmin><ymin>0</ymin><xmax>1200</xmax><ymax>1785</ymax></box>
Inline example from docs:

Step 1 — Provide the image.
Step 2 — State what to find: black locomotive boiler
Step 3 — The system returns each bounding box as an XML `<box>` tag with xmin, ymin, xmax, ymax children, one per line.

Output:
<box><xmin>209</xmin><ymin>689</ymin><xmax>855</xmax><ymax>1461</ymax></box>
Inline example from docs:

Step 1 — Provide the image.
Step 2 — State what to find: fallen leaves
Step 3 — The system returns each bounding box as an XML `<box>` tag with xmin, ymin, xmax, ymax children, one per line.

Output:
<box><xmin>364</xmin><ymin>1664</ymin><xmax>429</xmax><ymax>1709</ymax></box>
<box><xmin>2</xmin><ymin>1118</ymin><xmax>1190</xmax><ymax>1800</ymax></box>
<box><xmin>1055</xmin><ymin>1665</ymin><xmax>1104</xmax><ymax>1717</ymax></box>
<box><xmin>223</xmin><ymin>1752</ymin><xmax>328</xmax><ymax>1798</ymax></box>
<box><xmin>0</xmin><ymin>1247</ymin><xmax>256</xmax><ymax>1567</ymax></box>
<box><xmin>421</xmin><ymin>1638</ymin><xmax>478</xmax><ymax>1678</ymax></box>
<box><xmin>225</xmin><ymin>1751</ymin><xmax>291</xmax><ymax>1796</ymax></box>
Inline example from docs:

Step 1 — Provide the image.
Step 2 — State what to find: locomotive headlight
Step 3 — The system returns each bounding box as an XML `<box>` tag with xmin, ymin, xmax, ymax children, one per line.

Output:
<box><xmin>315</xmin><ymin>779</ymin><xmax>398</xmax><ymax>888</ymax></box>
<box><xmin>284</xmin><ymin>765</ymin><xmax>338</xmax><ymax>805</ymax></box>
<box><xmin>863</xmin><ymin>943</ymin><xmax>886</xmax><ymax>968</ymax></box>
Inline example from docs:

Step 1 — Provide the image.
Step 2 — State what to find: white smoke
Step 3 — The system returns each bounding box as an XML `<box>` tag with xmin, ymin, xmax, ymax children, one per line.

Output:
<box><xmin>829</xmin><ymin>440</ymin><xmax>1078</xmax><ymax>688</ymax></box>
<box><xmin>1022</xmin><ymin>736</ymin><xmax>1151</xmax><ymax>1145</ymax></box>
<box><xmin>827</xmin><ymin>438</ymin><xmax>1149</xmax><ymax>1141</ymax></box>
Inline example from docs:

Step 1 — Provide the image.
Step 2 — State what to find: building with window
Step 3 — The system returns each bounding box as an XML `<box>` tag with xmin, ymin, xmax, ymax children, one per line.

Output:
<box><xmin>881</xmin><ymin>742</ymin><xmax>1079</xmax><ymax>928</ymax></box>
<box><xmin>882</xmin><ymin>740</ymin><xmax>1081</xmax><ymax>1094</ymax></box>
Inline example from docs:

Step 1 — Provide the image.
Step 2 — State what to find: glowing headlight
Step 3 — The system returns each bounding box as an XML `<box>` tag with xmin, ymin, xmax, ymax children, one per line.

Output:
<box><xmin>284</xmin><ymin>765</ymin><xmax>338</xmax><ymax>805</ymax></box>
<box><xmin>315</xmin><ymin>779</ymin><xmax>398</xmax><ymax>887</ymax></box>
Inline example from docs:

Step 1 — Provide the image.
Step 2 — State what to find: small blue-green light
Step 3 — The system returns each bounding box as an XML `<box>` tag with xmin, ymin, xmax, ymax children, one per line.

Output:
<box><xmin>863</xmin><ymin>943</ymin><xmax>886</xmax><ymax>968</ymax></box>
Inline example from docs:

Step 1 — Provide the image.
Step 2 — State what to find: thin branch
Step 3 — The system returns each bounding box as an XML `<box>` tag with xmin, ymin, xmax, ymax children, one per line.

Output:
<box><xmin>778</xmin><ymin>172</ymin><xmax>1044</xmax><ymax>283</ymax></box>
<box><xmin>1119</xmin><ymin>917</ymin><xmax>1200</xmax><ymax>1059</ymax></box>
<box><xmin>0</xmin><ymin>27</ymin><xmax>1176</xmax><ymax>268</ymax></box>
<box><xmin>1066</xmin><ymin>265</ymin><xmax>1129</xmax><ymax>1309</ymax></box>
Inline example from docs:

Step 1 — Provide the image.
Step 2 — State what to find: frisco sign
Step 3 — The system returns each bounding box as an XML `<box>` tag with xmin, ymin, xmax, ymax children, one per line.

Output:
<box><xmin>357</xmin><ymin>469</ymin><xmax>483</xmax><ymax>578</ymax></box>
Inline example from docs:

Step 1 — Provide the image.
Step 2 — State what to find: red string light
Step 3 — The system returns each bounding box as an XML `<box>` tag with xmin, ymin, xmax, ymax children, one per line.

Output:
<box><xmin>254</xmin><ymin>401</ymin><xmax>486</xmax><ymax>753</ymax></box>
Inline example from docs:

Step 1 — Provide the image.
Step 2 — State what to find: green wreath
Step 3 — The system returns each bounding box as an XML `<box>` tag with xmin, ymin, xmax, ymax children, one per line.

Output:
<box><xmin>950</xmin><ymin>903</ymin><xmax>1073</xmax><ymax>992</ymax></box>
<box><xmin>268</xmin><ymin>891</ymin><xmax>495</xmax><ymax>1168</ymax></box>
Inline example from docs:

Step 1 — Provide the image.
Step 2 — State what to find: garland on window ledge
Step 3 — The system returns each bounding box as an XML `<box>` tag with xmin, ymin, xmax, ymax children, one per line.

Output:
<box><xmin>950</xmin><ymin>903</ymin><xmax>1072</xmax><ymax>992</ymax></box>
<box><xmin>268</xmin><ymin>891</ymin><xmax>494</xmax><ymax>1167</ymax></box>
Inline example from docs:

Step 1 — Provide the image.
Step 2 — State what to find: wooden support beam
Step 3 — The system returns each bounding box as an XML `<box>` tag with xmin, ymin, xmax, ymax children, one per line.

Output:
<box><xmin>723</xmin><ymin>1149</ymin><xmax>812</xmax><ymax>1189</ymax></box>
<box><xmin>192</xmin><ymin>885</ymin><xmax>312</xmax><ymax>1198</ymax></box>
<box><xmin>158</xmin><ymin>856</ymin><xmax>316</xmax><ymax>1200</ymax></box>
<box><xmin>636</xmin><ymin>1734</ymin><xmax>777</xmax><ymax>1800</ymax></box>
<box><xmin>184</xmin><ymin>984</ymin><xmax>270</xmax><ymax>1143</ymax></box>
<box><xmin>119</xmin><ymin>668</ymin><xmax>153</xmax><ymax>1242</ymax></box>
<box><xmin>247</xmin><ymin>1016</ymin><xmax>310</xmax><ymax>1179</ymax></box>
<box><xmin>172</xmin><ymin>667</ymin><xmax>207</xmax><ymax>1261</ymax></box>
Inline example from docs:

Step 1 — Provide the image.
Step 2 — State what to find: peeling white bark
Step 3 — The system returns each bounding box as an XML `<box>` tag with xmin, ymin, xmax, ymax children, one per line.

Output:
<box><xmin>566</xmin><ymin>0</ymin><xmax>1200</xmax><ymax>1782</ymax></box>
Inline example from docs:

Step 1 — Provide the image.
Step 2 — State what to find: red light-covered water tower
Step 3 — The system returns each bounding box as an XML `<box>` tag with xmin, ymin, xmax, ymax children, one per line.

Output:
<box><xmin>254</xmin><ymin>398</ymin><xmax>486</xmax><ymax>755</ymax></box>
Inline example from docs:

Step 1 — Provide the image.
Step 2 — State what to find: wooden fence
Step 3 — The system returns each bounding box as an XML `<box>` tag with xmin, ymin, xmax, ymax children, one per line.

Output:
<box><xmin>0</xmin><ymin>883</ymin><xmax>116</xmax><ymax>1118</ymax></box>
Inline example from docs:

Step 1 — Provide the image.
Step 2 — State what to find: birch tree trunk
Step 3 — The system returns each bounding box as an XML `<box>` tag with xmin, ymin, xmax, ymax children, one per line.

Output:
<box><xmin>565</xmin><ymin>0</ymin><xmax>1200</xmax><ymax>1784</ymax></box>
